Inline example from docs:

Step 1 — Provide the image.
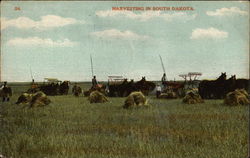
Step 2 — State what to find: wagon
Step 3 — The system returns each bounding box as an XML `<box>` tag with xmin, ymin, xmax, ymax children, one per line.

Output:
<box><xmin>107</xmin><ymin>76</ymin><xmax>129</xmax><ymax>97</ymax></box>
<box><xmin>107</xmin><ymin>76</ymin><xmax>126</xmax><ymax>85</ymax></box>
<box><xmin>43</xmin><ymin>78</ymin><xmax>61</xmax><ymax>84</ymax></box>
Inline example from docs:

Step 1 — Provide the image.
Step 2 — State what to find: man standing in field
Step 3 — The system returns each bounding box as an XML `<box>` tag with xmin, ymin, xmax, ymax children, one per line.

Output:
<box><xmin>161</xmin><ymin>73</ymin><xmax>168</xmax><ymax>91</ymax></box>
<box><xmin>0</xmin><ymin>82</ymin><xmax>12</xmax><ymax>102</ymax></box>
<box><xmin>92</xmin><ymin>76</ymin><xmax>98</xmax><ymax>88</ymax></box>
<box><xmin>156</xmin><ymin>84</ymin><xmax>162</xmax><ymax>98</ymax></box>
<box><xmin>161</xmin><ymin>73</ymin><xmax>166</xmax><ymax>84</ymax></box>
<box><xmin>30</xmin><ymin>79</ymin><xmax>39</xmax><ymax>93</ymax></box>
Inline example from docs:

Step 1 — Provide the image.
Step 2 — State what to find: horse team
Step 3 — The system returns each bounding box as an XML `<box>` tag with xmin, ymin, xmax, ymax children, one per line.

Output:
<box><xmin>107</xmin><ymin>77</ymin><xmax>156</xmax><ymax>97</ymax></box>
<box><xmin>35</xmin><ymin>81</ymin><xmax>70</xmax><ymax>96</ymax></box>
<box><xmin>1</xmin><ymin>73</ymin><xmax>249</xmax><ymax>103</ymax></box>
<box><xmin>198</xmin><ymin>73</ymin><xmax>249</xmax><ymax>99</ymax></box>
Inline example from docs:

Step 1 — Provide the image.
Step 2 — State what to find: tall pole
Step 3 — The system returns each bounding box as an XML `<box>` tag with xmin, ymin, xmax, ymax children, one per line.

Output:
<box><xmin>90</xmin><ymin>54</ymin><xmax>94</xmax><ymax>77</ymax></box>
<box><xmin>29</xmin><ymin>66</ymin><xmax>34</xmax><ymax>81</ymax></box>
<box><xmin>159</xmin><ymin>55</ymin><xmax>166</xmax><ymax>74</ymax></box>
<box><xmin>159</xmin><ymin>55</ymin><xmax>167</xmax><ymax>80</ymax></box>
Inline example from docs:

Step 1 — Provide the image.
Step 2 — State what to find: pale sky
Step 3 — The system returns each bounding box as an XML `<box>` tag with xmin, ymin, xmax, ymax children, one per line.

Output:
<box><xmin>1</xmin><ymin>1</ymin><xmax>249</xmax><ymax>82</ymax></box>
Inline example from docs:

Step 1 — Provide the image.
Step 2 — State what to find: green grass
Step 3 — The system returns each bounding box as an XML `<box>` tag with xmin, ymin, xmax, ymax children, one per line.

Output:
<box><xmin>0</xmin><ymin>88</ymin><xmax>249</xmax><ymax>158</ymax></box>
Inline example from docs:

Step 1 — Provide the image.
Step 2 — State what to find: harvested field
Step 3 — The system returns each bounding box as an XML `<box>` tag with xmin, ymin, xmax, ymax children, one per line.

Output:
<box><xmin>0</xmin><ymin>83</ymin><xmax>249</xmax><ymax>158</ymax></box>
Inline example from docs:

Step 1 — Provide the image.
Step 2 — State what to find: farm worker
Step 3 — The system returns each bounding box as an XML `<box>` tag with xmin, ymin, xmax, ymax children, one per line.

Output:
<box><xmin>31</xmin><ymin>82</ymin><xmax>38</xmax><ymax>94</ymax></box>
<box><xmin>31</xmin><ymin>79</ymin><xmax>37</xmax><ymax>88</ymax></box>
<box><xmin>161</xmin><ymin>73</ymin><xmax>167</xmax><ymax>89</ymax></box>
<box><xmin>161</xmin><ymin>73</ymin><xmax>166</xmax><ymax>84</ymax></box>
<box><xmin>156</xmin><ymin>84</ymin><xmax>162</xmax><ymax>98</ymax></box>
<box><xmin>1</xmin><ymin>82</ymin><xmax>10</xmax><ymax>102</ymax></box>
<box><xmin>92</xmin><ymin>76</ymin><xmax>98</xmax><ymax>88</ymax></box>
<box><xmin>105</xmin><ymin>84</ymin><xmax>110</xmax><ymax>94</ymax></box>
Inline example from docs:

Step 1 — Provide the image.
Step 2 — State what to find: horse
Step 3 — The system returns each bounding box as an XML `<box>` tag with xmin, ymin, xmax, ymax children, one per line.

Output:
<box><xmin>108</xmin><ymin>79</ymin><xmax>127</xmax><ymax>97</ymax></box>
<box><xmin>108</xmin><ymin>77</ymin><xmax>155</xmax><ymax>97</ymax></box>
<box><xmin>134</xmin><ymin>77</ymin><xmax>156</xmax><ymax>96</ymax></box>
<box><xmin>115</xmin><ymin>79</ymin><xmax>138</xmax><ymax>97</ymax></box>
<box><xmin>235</xmin><ymin>78</ymin><xmax>249</xmax><ymax>93</ymax></box>
<box><xmin>59</xmin><ymin>81</ymin><xmax>70</xmax><ymax>95</ymax></box>
<box><xmin>107</xmin><ymin>83</ymin><xmax>120</xmax><ymax>97</ymax></box>
<box><xmin>198</xmin><ymin>72</ymin><xmax>227</xmax><ymax>99</ymax></box>
<box><xmin>39</xmin><ymin>83</ymin><xmax>59</xmax><ymax>96</ymax></box>
<box><xmin>123</xmin><ymin>79</ymin><xmax>137</xmax><ymax>96</ymax></box>
<box><xmin>108</xmin><ymin>79</ymin><xmax>133</xmax><ymax>97</ymax></box>
<box><xmin>224</xmin><ymin>75</ymin><xmax>237</xmax><ymax>95</ymax></box>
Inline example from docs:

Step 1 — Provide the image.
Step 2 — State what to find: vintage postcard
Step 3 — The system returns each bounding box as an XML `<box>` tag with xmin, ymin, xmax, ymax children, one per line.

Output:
<box><xmin>0</xmin><ymin>1</ymin><xmax>249</xmax><ymax>158</ymax></box>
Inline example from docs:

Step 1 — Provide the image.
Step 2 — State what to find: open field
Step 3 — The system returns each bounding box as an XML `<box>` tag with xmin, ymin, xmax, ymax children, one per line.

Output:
<box><xmin>0</xmin><ymin>84</ymin><xmax>249</xmax><ymax>158</ymax></box>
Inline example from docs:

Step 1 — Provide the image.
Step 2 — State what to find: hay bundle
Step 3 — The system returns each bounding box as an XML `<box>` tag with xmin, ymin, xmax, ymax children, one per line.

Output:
<box><xmin>159</xmin><ymin>92</ymin><xmax>177</xmax><ymax>99</ymax></box>
<box><xmin>16</xmin><ymin>93</ymin><xmax>33</xmax><ymax>104</ymax></box>
<box><xmin>16</xmin><ymin>91</ymin><xmax>51</xmax><ymax>107</ymax></box>
<box><xmin>183</xmin><ymin>91</ymin><xmax>204</xmax><ymax>104</ymax></box>
<box><xmin>88</xmin><ymin>91</ymin><xmax>108</xmax><ymax>103</ymax></box>
<box><xmin>123</xmin><ymin>91</ymin><xmax>147</xmax><ymax>109</ymax></box>
<box><xmin>30</xmin><ymin>91</ymin><xmax>51</xmax><ymax>107</ymax></box>
<box><xmin>224</xmin><ymin>89</ymin><xmax>249</xmax><ymax>106</ymax></box>
<box><xmin>235</xmin><ymin>89</ymin><xmax>249</xmax><ymax>98</ymax></box>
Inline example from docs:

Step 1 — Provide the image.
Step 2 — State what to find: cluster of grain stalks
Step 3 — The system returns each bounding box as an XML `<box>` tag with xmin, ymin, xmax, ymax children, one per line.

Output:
<box><xmin>224</xmin><ymin>89</ymin><xmax>249</xmax><ymax>106</ymax></box>
<box><xmin>2</xmin><ymin>84</ymin><xmax>248</xmax><ymax>158</ymax></box>
<box><xmin>88</xmin><ymin>91</ymin><xmax>109</xmax><ymax>103</ymax></box>
<box><xmin>183</xmin><ymin>90</ymin><xmax>204</xmax><ymax>104</ymax></box>
<box><xmin>16</xmin><ymin>91</ymin><xmax>51</xmax><ymax>107</ymax></box>
<box><xmin>123</xmin><ymin>91</ymin><xmax>148</xmax><ymax>109</ymax></box>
